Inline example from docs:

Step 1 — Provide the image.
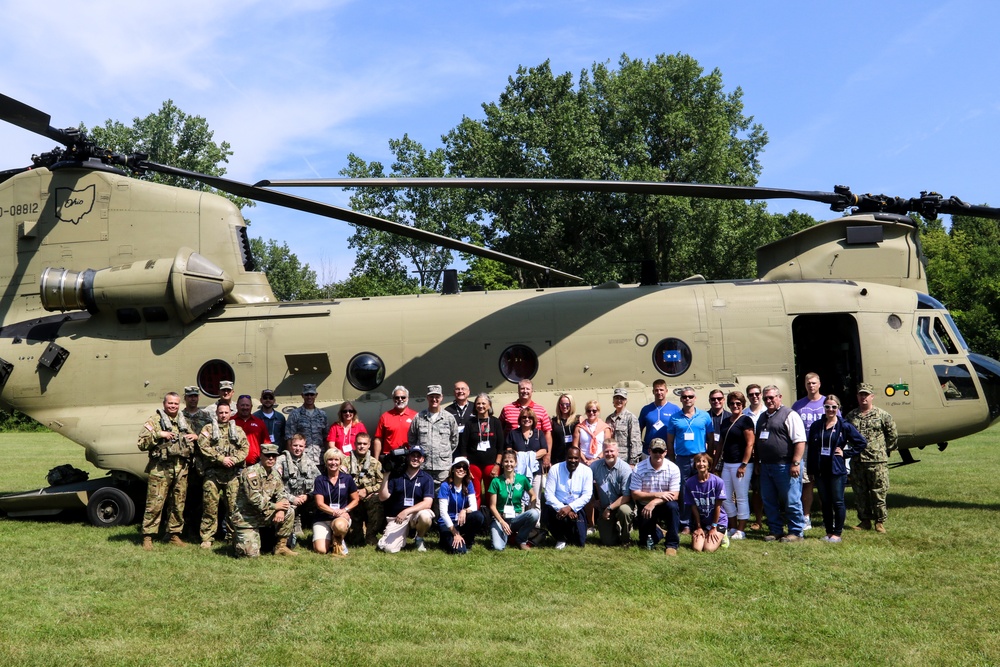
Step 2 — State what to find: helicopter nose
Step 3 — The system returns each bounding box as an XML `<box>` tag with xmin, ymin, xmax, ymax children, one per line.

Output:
<box><xmin>969</xmin><ymin>353</ymin><xmax>1000</xmax><ymax>424</ymax></box>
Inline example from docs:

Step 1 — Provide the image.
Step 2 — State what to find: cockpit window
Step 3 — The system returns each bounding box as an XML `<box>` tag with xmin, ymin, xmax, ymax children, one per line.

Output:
<box><xmin>933</xmin><ymin>317</ymin><xmax>959</xmax><ymax>355</ymax></box>
<box><xmin>917</xmin><ymin>316</ymin><xmax>938</xmax><ymax>355</ymax></box>
<box><xmin>935</xmin><ymin>364</ymin><xmax>979</xmax><ymax>401</ymax></box>
<box><xmin>917</xmin><ymin>316</ymin><xmax>960</xmax><ymax>356</ymax></box>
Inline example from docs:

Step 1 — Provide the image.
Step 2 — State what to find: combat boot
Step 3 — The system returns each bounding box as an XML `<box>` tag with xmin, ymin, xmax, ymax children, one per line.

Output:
<box><xmin>168</xmin><ymin>534</ymin><xmax>187</xmax><ymax>547</ymax></box>
<box><xmin>142</xmin><ymin>536</ymin><xmax>154</xmax><ymax>551</ymax></box>
<box><xmin>874</xmin><ymin>522</ymin><xmax>887</xmax><ymax>534</ymax></box>
<box><xmin>852</xmin><ymin>520</ymin><xmax>872</xmax><ymax>531</ymax></box>
<box><xmin>273</xmin><ymin>544</ymin><xmax>298</xmax><ymax>557</ymax></box>
<box><xmin>331</xmin><ymin>540</ymin><xmax>346</xmax><ymax>558</ymax></box>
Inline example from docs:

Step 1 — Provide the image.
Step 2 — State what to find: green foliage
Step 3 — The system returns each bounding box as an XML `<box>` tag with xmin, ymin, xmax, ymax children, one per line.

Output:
<box><xmin>2</xmin><ymin>430</ymin><xmax>1000</xmax><ymax>665</ymax></box>
<box><xmin>444</xmin><ymin>54</ymin><xmax>775</xmax><ymax>285</ymax></box>
<box><xmin>460</xmin><ymin>257</ymin><xmax>520</xmax><ymax>291</ymax></box>
<box><xmin>0</xmin><ymin>410</ymin><xmax>47</xmax><ymax>433</ymax></box>
<box><xmin>922</xmin><ymin>213</ymin><xmax>1000</xmax><ymax>357</ymax></box>
<box><xmin>85</xmin><ymin>100</ymin><xmax>254</xmax><ymax>210</ymax></box>
<box><xmin>341</xmin><ymin>135</ymin><xmax>481</xmax><ymax>292</ymax></box>
<box><xmin>248</xmin><ymin>237</ymin><xmax>321</xmax><ymax>301</ymax></box>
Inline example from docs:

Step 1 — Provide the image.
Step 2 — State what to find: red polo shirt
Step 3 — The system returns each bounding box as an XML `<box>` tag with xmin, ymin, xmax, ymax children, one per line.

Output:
<box><xmin>234</xmin><ymin>414</ymin><xmax>269</xmax><ymax>465</ymax></box>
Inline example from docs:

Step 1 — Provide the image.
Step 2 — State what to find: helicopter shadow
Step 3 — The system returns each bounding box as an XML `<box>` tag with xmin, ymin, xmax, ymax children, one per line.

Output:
<box><xmin>884</xmin><ymin>493</ymin><xmax>1000</xmax><ymax>513</ymax></box>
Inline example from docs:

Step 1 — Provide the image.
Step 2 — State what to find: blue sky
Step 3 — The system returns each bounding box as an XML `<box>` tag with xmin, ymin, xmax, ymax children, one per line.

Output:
<box><xmin>2</xmin><ymin>0</ymin><xmax>998</xmax><ymax>283</ymax></box>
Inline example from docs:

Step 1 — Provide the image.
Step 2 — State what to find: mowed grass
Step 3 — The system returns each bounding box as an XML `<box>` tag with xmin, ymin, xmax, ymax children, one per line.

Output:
<box><xmin>1</xmin><ymin>431</ymin><xmax>1000</xmax><ymax>667</ymax></box>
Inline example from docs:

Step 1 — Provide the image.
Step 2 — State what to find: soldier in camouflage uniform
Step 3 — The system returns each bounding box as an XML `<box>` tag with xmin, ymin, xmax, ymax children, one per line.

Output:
<box><xmin>231</xmin><ymin>443</ymin><xmax>297</xmax><ymax>557</ymax></box>
<box><xmin>846</xmin><ymin>383</ymin><xmax>898</xmax><ymax>533</ymax></box>
<box><xmin>274</xmin><ymin>432</ymin><xmax>321</xmax><ymax>546</ymax></box>
<box><xmin>345</xmin><ymin>432</ymin><xmax>385</xmax><ymax>546</ymax></box>
<box><xmin>197</xmin><ymin>402</ymin><xmax>249</xmax><ymax>549</ymax></box>
<box><xmin>181</xmin><ymin>386</ymin><xmax>214</xmax><ymax>536</ymax></box>
<box><xmin>285</xmin><ymin>383</ymin><xmax>328</xmax><ymax>467</ymax></box>
<box><xmin>137</xmin><ymin>392</ymin><xmax>195</xmax><ymax>550</ymax></box>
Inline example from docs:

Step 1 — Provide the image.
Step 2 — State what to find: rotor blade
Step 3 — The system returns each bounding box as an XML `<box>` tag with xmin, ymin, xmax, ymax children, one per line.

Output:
<box><xmin>257</xmin><ymin>177</ymin><xmax>851</xmax><ymax>207</ymax></box>
<box><xmin>139</xmin><ymin>162</ymin><xmax>584</xmax><ymax>283</ymax></box>
<box><xmin>0</xmin><ymin>93</ymin><xmax>76</xmax><ymax>146</ymax></box>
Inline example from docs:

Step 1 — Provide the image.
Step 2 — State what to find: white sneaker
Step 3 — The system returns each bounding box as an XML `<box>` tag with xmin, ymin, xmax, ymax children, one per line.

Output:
<box><xmin>555</xmin><ymin>541</ymin><xmax>567</xmax><ymax>550</ymax></box>
<box><xmin>586</xmin><ymin>527</ymin><xmax>596</xmax><ymax>536</ymax></box>
<box><xmin>803</xmin><ymin>518</ymin><xmax>813</xmax><ymax>531</ymax></box>
<box><xmin>340</xmin><ymin>540</ymin><xmax>349</xmax><ymax>556</ymax></box>
<box><xmin>730</xmin><ymin>530</ymin><xmax>746</xmax><ymax>540</ymax></box>
<box><xmin>415</xmin><ymin>537</ymin><xmax>427</xmax><ymax>552</ymax></box>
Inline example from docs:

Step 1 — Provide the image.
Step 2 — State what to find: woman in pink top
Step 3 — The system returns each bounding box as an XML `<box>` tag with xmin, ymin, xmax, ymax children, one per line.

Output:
<box><xmin>327</xmin><ymin>400</ymin><xmax>368</xmax><ymax>457</ymax></box>
<box><xmin>573</xmin><ymin>400</ymin><xmax>612</xmax><ymax>465</ymax></box>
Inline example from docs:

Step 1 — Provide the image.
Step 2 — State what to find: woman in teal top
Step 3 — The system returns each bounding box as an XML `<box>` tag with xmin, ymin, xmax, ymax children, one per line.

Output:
<box><xmin>487</xmin><ymin>449</ymin><xmax>540</xmax><ymax>550</ymax></box>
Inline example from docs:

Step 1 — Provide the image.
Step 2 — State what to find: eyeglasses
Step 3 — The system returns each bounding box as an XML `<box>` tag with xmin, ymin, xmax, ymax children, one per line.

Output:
<box><xmin>341</xmin><ymin>409</ymin><xmax>355</xmax><ymax>414</ymax></box>
<box><xmin>393</xmin><ymin>396</ymin><xmax>407</xmax><ymax>401</ymax></box>
<box><xmin>763</xmin><ymin>395</ymin><xmax>779</xmax><ymax>402</ymax></box>
<box><xmin>238</xmin><ymin>395</ymin><xmax>252</xmax><ymax>401</ymax></box>
<box><xmin>586</xmin><ymin>409</ymin><xmax>598</xmax><ymax>414</ymax></box>
<box><xmin>748</xmin><ymin>392</ymin><xmax>761</xmax><ymax>397</ymax></box>
<box><xmin>558</xmin><ymin>402</ymin><xmax>571</xmax><ymax>408</ymax></box>
<box><xmin>728</xmin><ymin>401</ymin><xmax>742</xmax><ymax>408</ymax></box>
<box><xmin>709</xmin><ymin>397</ymin><xmax>723</xmax><ymax>402</ymax></box>
<box><xmin>681</xmin><ymin>395</ymin><xmax>695</xmax><ymax>400</ymax></box>
<box><xmin>823</xmin><ymin>405</ymin><xmax>839</xmax><ymax>410</ymax></box>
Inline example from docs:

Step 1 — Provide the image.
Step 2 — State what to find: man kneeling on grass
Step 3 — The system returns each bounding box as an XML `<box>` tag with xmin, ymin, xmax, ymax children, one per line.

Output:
<box><xmin>231</xmin><ymin>444</ymin><xmax>297</xmax><ymax>557</ymax></box>
<box><xmin>377</xmin><ymin>446</ymin><xmax>435</xmax><ymax>553</ymax></box>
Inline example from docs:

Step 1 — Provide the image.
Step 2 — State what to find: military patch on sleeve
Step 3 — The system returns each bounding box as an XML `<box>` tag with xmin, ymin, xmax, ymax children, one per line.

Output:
<box><xmin>247</xmin><ymin>471</ymin><xmax>257</xmax><ymax>478</ymax></box>
<box><xmin>145</xmin><ymin>423</ymin><xmax>154</xmax><ymax>432</ymax></box>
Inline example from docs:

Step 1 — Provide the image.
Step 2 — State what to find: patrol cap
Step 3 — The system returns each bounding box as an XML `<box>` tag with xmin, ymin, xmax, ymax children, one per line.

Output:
<box><xmin>183</xmin><ymin>386</ymin><xmax>199</xmax><ymax>396</ymax></box>
<box><xmin>649</xmin><ymin>438</ymin><xmax>668</xmax><ymax>452</ymax></box>
<box><xmin>613</xmin><ymin>388</ymin><xmax>628</xmax><ymax>399</ymax></box>
<box><xmin>857</xmin><ymin>382</ymin><xmax>875</xmax><ymax>395</ymax></box>
<box><xmin>260</xmin><ymin>444</ymin><xmax>280</xmax><ymax>457</ymax></box>
<box><xmin>219</xmin><ymin>381</ymin><xmax>234</xmax><ymax>392</ymax></box>
<box><xmin>260</xmin><ymin>389</ymin><xmax>275</xmax><ymax>399</ymax></box>
<box><xmin>302</xmin><ymin>383</ymin><xmax>318</xmax><ymax>395</ymax></box>
<box><xmin>426</xmin><ymin>384</ymin><xmax>443</xmax><ymax>396</ymax></box>
<box><xmin>408</xmin><ymin>445</ymin><xmax>426</xmax><ymax>457</ymax></box>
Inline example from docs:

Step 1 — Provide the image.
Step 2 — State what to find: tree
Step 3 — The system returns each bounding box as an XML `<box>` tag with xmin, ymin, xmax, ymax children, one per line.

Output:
<box><xmin>340</xmin><ymin>135</ymin><xmax>479</xmax><ymax>292</ymax></box>
<box><xmin>249</xmin><ymin>238</ymin><xmax>322</xmax><ymax>301</ymax></box>
<box><xmin>85</xmin><ymin>100</ymin><xmax>254</xmax><ymax>210</ymax></box>
<box><xmin>444</xmin><ymin>54</ymin><xmax>777</xmax><ymax>285</ymax></box>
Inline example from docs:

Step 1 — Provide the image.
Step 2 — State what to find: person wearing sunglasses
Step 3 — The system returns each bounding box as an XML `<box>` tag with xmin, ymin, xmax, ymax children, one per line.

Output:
<box><xmin>664</xmin><ymin>387</ymin><xmax>714</xmax><ymax>533</ymax></box>
<box><xmin>573</xmin><ymin>400</ymin><xmax>613</xmax><ymax>466</ymax></box>
<box><xmin>755</xmin><ymin>386</ymin><xmax>807</xmax><ymax>543</ymax></box>
<box><xmin>436</xmin><ymin>457</ymin><xmax>485</xmax><ymax>554</ymax></box>
<box><xmin>327</xmin><ymin>400</ymin><xmax>368</xmax><ymax>458</ymax></box>
<box><xmin>373</xmin><ymin>385</ymin><xmax>417</xmax><ymax>463</ymax></box>
<box><xmin>807</xmin><ymin>394</ymin><xmax>867</xmax><ymax>542</ymax></box>
<box><xmin>285</xmin><ymin>383</ymin><xmax>329</xmax><ymax>467</ymax></box>
<box><xmin>717</xmin><ymin>391</ymin><xmax>756</xmax><ymax>540</ymax></box>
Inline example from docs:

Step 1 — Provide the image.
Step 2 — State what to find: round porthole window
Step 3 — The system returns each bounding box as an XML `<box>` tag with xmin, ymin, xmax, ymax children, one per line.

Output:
<box><xmin>346</xmin><ymin>352</ymin><xmax>385</xmax><ymax>391</ymax></box>
<box><xmin>651</xmin><ymin>338</ymin><xmax>692</xmax><ymax>377</ymax></box>
<box><xmin>499</xmin><ymin>344</ymin><xmax>538</xmax><ymax>383</ymax></box>
<box><xmin>198</xmin><ymin>359</ymin><xmax>235</xmax><ymax>398</ymax></box>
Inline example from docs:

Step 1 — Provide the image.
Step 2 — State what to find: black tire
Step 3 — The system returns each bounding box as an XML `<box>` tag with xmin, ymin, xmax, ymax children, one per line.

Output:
<box><xmin>87</xmin><ymin>487</ymin><xmax>136</xmax><ymax>527</ymax></box>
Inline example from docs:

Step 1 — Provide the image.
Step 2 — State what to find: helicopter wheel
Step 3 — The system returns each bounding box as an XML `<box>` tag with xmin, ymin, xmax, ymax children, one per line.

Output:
<box><xmin>87</xmin><ymin>487</ymin><xmax>136</xmax><ymax>527</ymax></box>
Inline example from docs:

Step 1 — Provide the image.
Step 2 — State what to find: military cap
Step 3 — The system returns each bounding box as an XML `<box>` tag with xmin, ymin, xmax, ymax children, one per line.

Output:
<box><xmin>649</xmin><ymin>438</ymin><xmax>668</xmax><ymax>452</ymax></box>
<box><xmin>857</xmin><ymin>382</ymin><xmax>875</xmax><ymax>395</ymax></box>
<box><xmin>260</xmin><ymin>388</ymin><xmax>275</xmax><ymax>399</ymax></box>
<box><xmin>426</xmin><ymin>384</ymin><xmax>443</xmax><ymax>396</ymax></box>
<box><xmin>613</xmin><ymin>388</ymin><xmax>628</xmax><ymax>399</ymax></box>
<box><xmin>408</xmin><ymin>445</ymin><xmax>426</xmax><ymax>457</ymax></box>
<box><xmin>183</xmin><ymin>386</ymin><xmax>199</xmax><ymax>396</ymax></box>
<box><xmin>260</xmin><ymin>444</ymin><xmax>280</xmax><ymax>457</ymax></box>
<box><xmin>302</xmin><ymin>383</ymin><xmax>318</xmax><ymax>395</ymax></box>
<box><xmin>219</xmin><ymin>380</ymin><xmax>234</xmax><ymax>391</ymax></box>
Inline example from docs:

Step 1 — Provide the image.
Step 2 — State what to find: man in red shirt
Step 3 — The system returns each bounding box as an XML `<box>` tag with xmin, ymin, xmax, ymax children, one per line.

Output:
<box><xmin>500</xmin><ymin>379</ymin><xmax>553</xmax><ymax>470</ymax></box>
<box><xmin>233</xmin><ymin>394</ymin><xmax>269</xmax><ymax>466</ymax></box>
<box><xmin>373</xmin><ymin>385</ymin><xmax>417</xmax><ymax>461</ymax></box>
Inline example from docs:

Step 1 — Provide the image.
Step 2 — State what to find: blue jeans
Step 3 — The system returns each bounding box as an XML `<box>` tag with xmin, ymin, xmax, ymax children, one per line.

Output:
<box><xmin>542</xmin><ymin>504</ymin><xmax>588</xmax><ymax>547</ymax></box>
<box><xmin>635</xmin><ymin>500</ymin><xmax>680</xmax><ymax>549</ymax></box>
<box><xmin>815</xmin><ymin>473</ymin><xmax>847</xmax><ymax>536</ymax></box>
<box><xmin>759</xmin><ymin>463</ymin><xmax>805</xmax><ymax>537</ymax></box>
<box><xmin>675</xmin><ymin>454</ymin><xmax>695</xmax><ymax>526</ymax></box>
<box><xmin>490</xmin><ymin>509</ymin><xmax>540</xmax><ymax>550</ymax></box>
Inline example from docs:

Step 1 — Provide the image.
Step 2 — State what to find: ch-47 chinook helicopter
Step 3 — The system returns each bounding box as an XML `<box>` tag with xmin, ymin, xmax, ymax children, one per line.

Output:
<box><xmin>1</xmin><ymin>92</ymin><xmax>999</xmax><ymax>527</ymax></box>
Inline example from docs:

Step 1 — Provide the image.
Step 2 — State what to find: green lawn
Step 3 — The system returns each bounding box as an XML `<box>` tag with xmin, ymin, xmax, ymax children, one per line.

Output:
<box><xmin>1</xmin><ymin>431</ymin><xmax>999</xmax><ymax>666</ymax></box>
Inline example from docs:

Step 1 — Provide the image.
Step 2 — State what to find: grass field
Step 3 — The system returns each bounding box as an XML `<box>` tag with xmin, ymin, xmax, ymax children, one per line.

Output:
<box><xmin>1</xmin><ymin>431</ymin><xmax>999</xmax><ymax>667</ymax></box>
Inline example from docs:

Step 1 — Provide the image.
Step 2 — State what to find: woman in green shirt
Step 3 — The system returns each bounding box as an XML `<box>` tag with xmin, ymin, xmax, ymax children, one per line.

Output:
<box><xmin>488</xmin><ymin>449</ymin><xmax>540</xmax><ymax>550</ymax></box>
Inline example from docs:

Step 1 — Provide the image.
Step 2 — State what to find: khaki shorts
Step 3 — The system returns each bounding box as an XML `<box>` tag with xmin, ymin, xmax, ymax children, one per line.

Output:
<box><xmin>312</xmin><ymin>515</ymin><xmax>352</xmax><ymax>543</ymax></box>
<box><xmin>377</xmin><ymin>509</ymin><xmax>434</xmax><ymax>554</ymax></box>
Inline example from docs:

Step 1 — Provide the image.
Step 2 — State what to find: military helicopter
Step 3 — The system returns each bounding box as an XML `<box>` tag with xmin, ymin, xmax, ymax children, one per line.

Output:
<box><xmin>1</xmin><ymin>92</ymin><xmax>999</xmax><ymax>527</ymax></box>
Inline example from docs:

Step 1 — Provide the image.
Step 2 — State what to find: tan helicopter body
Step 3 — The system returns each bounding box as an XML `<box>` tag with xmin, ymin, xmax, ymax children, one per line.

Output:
<box><xmin>1</xmin><ymin>93</ymin><xmax>998</xmax><ymax>525</ymax></box>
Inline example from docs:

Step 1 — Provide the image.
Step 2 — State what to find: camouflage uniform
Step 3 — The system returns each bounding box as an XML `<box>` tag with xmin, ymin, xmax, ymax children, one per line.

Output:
<box><xmin>846</xmin><ymin>406</ymin><xmax>898</xmax><ymax>524</ymax></box>
<box><xmin>345</xmin><ymin>450</ymin><xmax>385</xmax><ymax>545</ymax></box>
<box><xmin>197</xmin><ymin>421</ymin><xmax>250</xmax><ymax>543</ymax></box>
<box><xmin>285</xmin><ymin>406</ymin><xmax>329</xmax><ymax>466</ymax></box>
<box><xmin>274</xmin><ymin>450</ymin><xmax>321</xmax><ymax>537</ymax></box>
<box><xmin>606</xmin><ymin>409</ymin><xmax>642</xmax><ymax>466</ymax></box>
<box><xmin>138</xmin><ymin>410</ymin><xmax>194</xmax><ymax>537</ymax></box>
<box><xmin>231</xmin><ymin>461</ymin><xmax>296</xmax><ymax>557</ymax></box>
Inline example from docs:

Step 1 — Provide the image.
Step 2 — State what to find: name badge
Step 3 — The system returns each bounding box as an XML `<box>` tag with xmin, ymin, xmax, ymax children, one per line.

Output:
<box><xmin>684</xmin><ymin>432</ymin><xmax>694</xmax><ymax>441</ymax></box>
<box><xmin>503</xmin><ymin>505</ymin><xmax>515</xmax><ymax>518</ymax></box>
<box><xmin>760</xmin><ymin>430</ymin><xmax>770</xmax><ymax>440</ymax></box>
<box><xmin>269</xmin><ymin>435</ymin><xmax>275</xmax><ymax>443</ymax></box>
<box><xmin>458</xmin><ymin>425</ymin><xmax>466</xmax><ymax>433</ymax></box>
<box><xmin>342</xmin><ymin>443</ymin><xmax>353</xmax><ymax>454</ymax></box>
<box><xmin>653</xmin><ymin>420</ymin><xmax>664</xmax><ymax>430</ymax></box>
<box><xmin>331</xmin><ymin>503</ymin><xmax>340</xmax><ymax>510</ymax></box>
<box><xmin>514</xmin><ymin>484</ymin><xmax>522</xmax><ymax>490</ymax></box>
<box><xmin>564</xmin><ymin>434</ymin><xmax>573</xmax><ymax>443</ymax></box>
<box><xmin>713</xmin><ymin>433</ymin><xmax>720</xmax><ymax>442</ymax></box>
<box><xmin>403</xmin><ymin>497</ymin><xmax>414</xmax><ymax>507</ymax></box>
<box><xmin>821</xmin><ymin>443</ymin><xmax>831</xmax><ymax>456</ymax></box>
<box><xmin>478</xmin><ymin>441</ymin><xmax>490</xmax><ymax>451</ymax></box>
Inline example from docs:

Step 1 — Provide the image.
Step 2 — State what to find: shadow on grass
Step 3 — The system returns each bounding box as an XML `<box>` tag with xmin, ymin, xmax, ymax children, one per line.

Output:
<box><xmin>888</xmin><ymin>493</ymin><xmax>1000</xmax><ymax>512</ymax></box>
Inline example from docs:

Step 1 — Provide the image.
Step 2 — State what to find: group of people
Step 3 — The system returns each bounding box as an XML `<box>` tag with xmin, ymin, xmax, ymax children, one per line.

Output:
<box><xmin>136</xmin><ymin>373</ymin><xmax>897</xmax><ymax>557</ymax></box>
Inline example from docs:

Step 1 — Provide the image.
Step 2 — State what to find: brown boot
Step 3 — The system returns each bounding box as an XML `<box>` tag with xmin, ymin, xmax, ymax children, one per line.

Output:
<box><xmin>874</xmin><ymin>522</ymin><xmax>886</xmax><ymax>534</ymax></box>
<box><xmin>168</xmin><ymin>534</ymin><xmax>187</xmax><ymax>547</ymax></box>
<box><xmin>142</xmin><ymin>536</ymin><xmax>154</xmax><ymax>551</ymax></box>
<box><xmin>852</xmin><ymin>520</ymin><xmax>872</xmax><ymax>531</ymax></box>
<box><xmin>273</xmin><ymin>544</ymin><xmax>298</xmax><ymax>557</ymax></box>
<box><xmin>330</xmin><ymin>540</ymin><xmax>346</xmax><ymax>558</ymax></box>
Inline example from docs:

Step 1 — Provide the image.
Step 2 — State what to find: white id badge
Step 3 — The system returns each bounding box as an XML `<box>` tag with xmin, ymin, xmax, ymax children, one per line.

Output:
<box><xmin>331</xmin><ymin>503</ymin><xmax>340</xmax><ymax>510</ymax></box>
<box><xmin>653</xmin><ymin>420</ymin><xmax>665</xmax><ymax>431</ymax></box>
<box><xmin>478</xmin><ymin>440</ymin><xmax>490</xmax><ymax>451</ymax></box>
<box><xmin>403</xmin><ymin>497</ymin><xmax>414</xmax><ymax>507</ymax></box>
<box><xmin>821</xmin><ymin>443</ymin><xmax>832</xmax><ymax>456</ymax></box>
<box><xmin>713</xmin><ymin>433</ymin><xmax>720</xmax><ymax>442</ymax></box>
<box><xmin>760</xmin><ymin>430</ymin><xmax>770</xmax><ymax>440</ymax></box>
<box><xmin>458</xmin><ymin>424</ymin><xmax>466</xmax><ymax>434</ymax></box>
<box><xmin>684</xmin><ymin>432</ymin><xmax>695</xmax><ymax>441</ymax></box>
<box><xmin>564</xmin><ymin>434</ymin><xmax>573</xmax><ymax>443</ymax></box>
<box><xmin>503</xmin><ymin>505</ymin><xmax>515</xmax><ymax>518</ymax></box>
<box><xmin>342</xmin><ymin>443</ymin><xmax>352</xmax><ymax>454</ymax></box>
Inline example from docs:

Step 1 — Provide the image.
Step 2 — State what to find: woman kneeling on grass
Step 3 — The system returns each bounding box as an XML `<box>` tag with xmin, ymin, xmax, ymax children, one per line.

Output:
<box><xmin>313</xmin><ymin>450</ymin><xmax>359</xmax><ymax>558</ymax></box>
<box><xmin>684</xmin><ymin>453</ymin><xmax>730</xmax><ymax>552</ymax></box>
<box><xmin>437</xmin><ymin>457</ymin><xmax>485</xmax><ymax>554</ymax></box>
<box><xmin>488</xmin><ymin>449</ymin><xmax>540</xmax><ymax>550</ymax></box>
